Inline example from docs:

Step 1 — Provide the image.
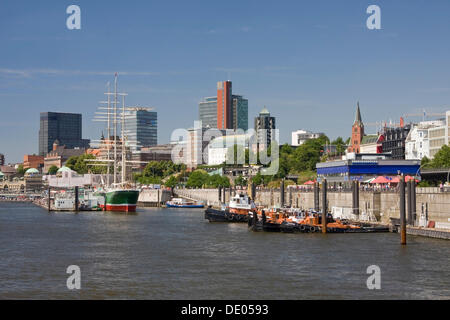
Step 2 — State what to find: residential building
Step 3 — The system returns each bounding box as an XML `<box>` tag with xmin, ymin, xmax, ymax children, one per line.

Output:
<box><xmin>43</xmin><ymin>140</ymin><xmax>86</xmax><ymax>173</ymax></box>
<box><xmin>405</xmin><ymin>119</ymin><xmax>445</xmax><ymax>160</ymax></box>
<box><xmin>254</xmin><ymin>106</ymin><xmax>276</xmax><ymax>151</ymax></box>
<box><xmin>23</xmin><ymin>155</ymin><xmax>44</xmax><ymax>170</ymax></box>
<box><xmin>0</xmin><ymin>153</ymin><xmax>4</xmax><ymax>166</ymax></box>
<box><xmin>291</xmin><ymin>130</ymin><xmax>324</xmax><ymax>146</ymax></box>
<box><xmin>348</xmin><ymin>102</ymin><xmax>364</xmax><ymax>153</ymax></box>
<box><xmin>428</xmin><ymin>110</ymin><xmax>450</xmax><ymax>158</ymax></box>
<box><xmin>131</xmin><ymin>144</ymin><xmax>174</xmax><ymax>169</ymax></box>
<box><xmin>382</xmin><ymin>119</ymin><xmax>411</xmax><ymax>159</ymax></box>
<box><xmin>124</xmin><ymin>107</ymin><xmax>157</xmax><ymax>151</ymax></box>
<box><xmin>359</xmin><ymin>135</ymin><xmax>384</xmax><ymax>154</ymax></box>
<box><xmin>39</xmin><ymin>112</ymin><xmax>90</xmax><ymax>156</ymax></box>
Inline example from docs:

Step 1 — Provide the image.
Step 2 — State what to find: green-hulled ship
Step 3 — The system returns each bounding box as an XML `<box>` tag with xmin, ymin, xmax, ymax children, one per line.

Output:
<box><xmin>90</xmin><ymin>73</ymin><xmax>144</xmax><ymax>212</ymax></box>
<box><xmin>104</xmin><ymin>189</ymin><xmax>140</xmax><ymax>212</ymax></box>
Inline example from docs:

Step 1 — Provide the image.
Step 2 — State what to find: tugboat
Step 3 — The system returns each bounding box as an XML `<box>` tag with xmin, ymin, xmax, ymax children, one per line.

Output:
<box><xmin>204</xmin><ymin>193</ymin><xmax>255</xmax><ymax>222</ymax></box>
<box><xmin>249</xmin><ymin>209</ymin><xmax>390</xmax><ymax>233</ymax></box>
<box><xmin>166</xmin><ymin>198</ymin><xmax>204</xmax><ymax>208</ymax></box>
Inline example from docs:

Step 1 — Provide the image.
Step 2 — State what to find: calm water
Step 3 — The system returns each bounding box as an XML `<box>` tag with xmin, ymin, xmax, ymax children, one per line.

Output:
<box><xmin>0</xmin><ymin>202</ymin><xmax>449</xmax><ymax>299</ymax></box>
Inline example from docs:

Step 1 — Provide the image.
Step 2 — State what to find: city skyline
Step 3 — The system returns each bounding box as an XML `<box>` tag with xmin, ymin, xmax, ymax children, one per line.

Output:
<box><xmin>1</xmin><ymin>1</ymin><xmax>450</xmax><ymax>162</ymax></box>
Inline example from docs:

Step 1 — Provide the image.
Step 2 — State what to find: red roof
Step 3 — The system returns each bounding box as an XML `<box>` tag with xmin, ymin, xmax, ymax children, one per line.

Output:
<box><xmin>370</xmin><ymin>176</ymin><xmax>391</xmax><ymax>184</ymax></box>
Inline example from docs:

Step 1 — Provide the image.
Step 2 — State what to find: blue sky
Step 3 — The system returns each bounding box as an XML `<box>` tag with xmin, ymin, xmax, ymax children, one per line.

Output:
<box><xmin>1</xmin><ymin>0</ymin><xmax>450</xmax><ymax>163</ymax></box>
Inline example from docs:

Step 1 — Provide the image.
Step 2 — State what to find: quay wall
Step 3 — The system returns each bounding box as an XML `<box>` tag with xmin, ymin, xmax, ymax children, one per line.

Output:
<box><xmin>137</xmin><ymin>189</ymin><xmax>171</xmax><ymax>207</ymax></box>
<box><xmin>174</xmin><ymin>188</ymin><xmax>450</xmax><ymax>225</ymax></box>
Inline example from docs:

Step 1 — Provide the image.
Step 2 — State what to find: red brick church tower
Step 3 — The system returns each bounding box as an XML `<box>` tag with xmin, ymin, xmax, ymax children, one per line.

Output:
<box><xmin>348</xmin><ymin>102</ymin><xmax>364</xmax><ymax>153</ymax></box>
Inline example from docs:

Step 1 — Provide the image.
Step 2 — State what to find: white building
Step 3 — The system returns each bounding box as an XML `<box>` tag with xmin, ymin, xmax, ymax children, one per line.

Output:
<box><xmin>291</xmin><ymin>130</ymin><xmax>324</xmax><ymax>146</ymax></box>
<box><xmin>207</xmin><ymin>134</ymin><xmax>248</xmax><ymax>166</ymax></box>
<box><xmin>405</xmin><ymin>112</ymin><xmax>449</xmax><ymax>160</ymax></box>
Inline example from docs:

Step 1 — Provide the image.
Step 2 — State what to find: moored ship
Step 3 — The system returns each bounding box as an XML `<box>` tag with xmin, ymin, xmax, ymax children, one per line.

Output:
<box><xmin>204</xmin><ymin>193</ymin><xmax>255</xmax><ymax>222</ymax></box>
<box><xmin>104</xmin><ymin>189</ymin><xmax>140</xmax><ymax>212</ymax></box>
<box><xmin>166</xmin><ymin>198</ymin><xmax>204</xmax><ymax>208</ymax></box>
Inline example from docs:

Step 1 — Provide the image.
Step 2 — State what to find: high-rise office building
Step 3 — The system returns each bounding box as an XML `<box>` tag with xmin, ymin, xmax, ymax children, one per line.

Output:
<box><xmin>125</xmin><ymin>107</ymin><xmax>157</xmax><ymax>151</ymax></box>
<box><xmin>232</xmin><ymin>95</ymin><xmax>248</xmax><ymax>131</ymax></box>
<box><xmin>198</xmin><ymin>97</ymin><xmax>218</xmax><ymax>128</ymax></box>
<box><xmin>217</xmin><ymin>81</ymin><xmax>232</xmax><ymax>129</ymax></box>
<box><xmin>254</xmin><ymin>106</ymin><xmax>276</xmax><ymax>149</ymax></box>
<box><xmin>39</xmin><ymin>112</ymin><xmax>90</xmax><ymax>156</ymax></box>
<box><xmin>199</xmin><ymin>81</ymin><xmax>248</xmax><ymax>131</ymax></box>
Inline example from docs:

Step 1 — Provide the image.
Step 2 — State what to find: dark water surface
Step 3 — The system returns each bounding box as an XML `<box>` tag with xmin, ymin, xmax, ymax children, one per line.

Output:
<box><xmin>0</xmin><ymin>202</ymin><xmax>449</xmax><ymax>299</ymax></box>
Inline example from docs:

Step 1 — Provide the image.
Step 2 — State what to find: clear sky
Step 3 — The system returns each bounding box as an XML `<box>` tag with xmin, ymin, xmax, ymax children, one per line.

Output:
<box><xmin>1</xmin><ymin>0</ymin><xmax>449</xmax><ymax>163</ymax></box>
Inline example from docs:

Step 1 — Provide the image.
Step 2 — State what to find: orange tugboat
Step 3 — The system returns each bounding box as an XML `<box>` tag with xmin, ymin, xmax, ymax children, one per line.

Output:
<box><xmin>249</xmin><ymin>210</ymin><xmax>389</xmax><ymax>233</ymax></box>
<box><xmin>204</xmin><ymin>193</ymin><xmax>255</xmax><ymax>222</ymax></box>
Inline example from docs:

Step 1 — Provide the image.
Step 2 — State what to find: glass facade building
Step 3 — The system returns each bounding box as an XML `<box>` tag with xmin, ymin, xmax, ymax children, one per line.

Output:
<box><xmin>125</xmin><ymin>108</ymin><xmax>157</xmax><ymax>151</ymax></box>
<box><xmin>232</xmin><ymin>95</ymin><xmax>248</xmax><ymax>131</ymax></box>
<box><xmin>39</xmin><ymin>112</ymin><xmax>89</xmax><ymax>156</ymax></box>
<box><xmin>198</xmin><ymin>97</ymin><xmax>218</xmax><ymax>128</ymax></box>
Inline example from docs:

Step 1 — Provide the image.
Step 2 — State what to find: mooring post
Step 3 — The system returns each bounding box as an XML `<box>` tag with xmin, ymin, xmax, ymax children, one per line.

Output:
<box><xmin>251</xmin><ymin>182</ymin><xmax>256</xmax><ymax>201</ymax></box>
<box><xmin>223</xmin><ymin>187</ymin><xmax>226</xmax><ymax>204</ymax></box>
<box><xmin>74</xmin><ymin>186</ymin><xmax>79</xmax><ymax>212</ymax></box>
<box><xmin>157</xmin><ymin>189</ymin><xmax>160</xmax><ymax>207</ymax></box>
<box><xmin>356</xmin><ymin>181</ymin><xmax>360</xmax><ymax>216</ymax></box>
<box><xmin>412</xmin><ymin>180</ymin><xmax>416</xmax><ymax>225</ymax></box>
<box><xmin>47</xmin><ymin>187</ymin><xmax>51</xmax><ymax>211</ymax></box>
<box><xmin>407</xmin><ymin>180</ymin><xmax>412</xmax><ymax>225</ymax></box>
<box><xmin>218</xmin><ymin>186</ymin><xmax>222</xmax><ymax>203</ymax></box>
<box><xmin>280</xmin><ymin>179</ymin><xmax>285</xmax><ymax>208</ymax></box>
<box><xmin>289</xmin><ymin>187</ymin><xmax>293</xmax><ymax>207</ymax></box>
<box><xmin>400</xmin><ymin>176</ymin><xmax>407</xmax><ymax>245</ymax></box>
<box><xmin>322</xmin><ymin>179</ymin><xmax>327</xmax><ymax>233</ymax></box>
<box><xmin>314</xmin><ymin>182</ymin><xmax>319</xmax><ymax>211</ymax></box>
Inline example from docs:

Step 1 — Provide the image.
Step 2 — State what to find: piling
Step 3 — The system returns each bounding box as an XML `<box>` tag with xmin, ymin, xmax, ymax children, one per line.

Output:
<box><xmin>74</xmin><ymin>186</ymin><xmax>79</xmax><ymax>212</ymax></box>
<box><xmin>355</xmin><ymin>181</ymin><xmax>360</xmax><ymax>216</ymax></box>
<box><xmin>157</xmin><ymin>189</ymin><xmax>160</xmax><ymax>207</ymax></box>
<box><xmin>407</xmin><ymin>180</ymin><xmax>412</xmax><ymax>225</ymax></box>
<box><xmin>322</xmin><ymin>179</ymin><xmax>327</xmax><ymax>233</ymax></box>
<box><xmin>411</xmin><ymin>180</ymin><xmax>416</xmax><ymax>225</ymax></box>
<box><xmin>280</xmin><ymin>179</ymin><xmax>285</xmax><ymax>208</ymax></box>
<box><xmin>251</xmin><ymin>182</ymin><xmax>256</xmax><ymax>201</ymax></box>
<box><xmin>223</xmin><ymin>187</ymin><xmax>226</xmax><ymax>204</ymax></box>
<box><xmin>399</xmin><ymin>176</ymin><xmax>407</xmax><ymax>245</ymax></box>
<box><xmin>289</xmin><ymin>187</ymin><xmax>292</xmax><ymax>207</ymax></box>
<box><xmin>229</xmin><ymin>186</ymin><xmax>232</xmax><ymax>199</ymax></box>
<box><xmin>218</xmin><ymin>186</ymin><xmax>222</xmax><ymax>203</ymax></box>
<box><xmin>47</xmin><ymin>187</ymin><xmax>51</xmax><ymax>211</ymax></box>
<box><xmin>314</xmin><ymin>182</ymin><xmax>319</xmax><ymax>211</ymax></box>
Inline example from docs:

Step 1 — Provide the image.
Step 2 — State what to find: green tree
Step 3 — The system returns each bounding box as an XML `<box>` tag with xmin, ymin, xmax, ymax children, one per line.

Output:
<box><xmin>430</xmin><ymin>145</ymin><xmax>450</xmax><ymax>168</ymax></box>
<box><xmin>186</xmin><ymin>170</ymin><xmax>209</xmax><ymax>188</ymax></box>
<box><xmin>48</xmin><ymin>165</ymin><xmax>58</xmax><ymax>175</ymax></box>
<box><xmin>164</xmin><ymin>176</ymin><xmax>178</xmax><ymax>188</ymax></box>
<box><xmin>234</xmin><ymin>175</ymin><xmax>247</xmax><ymax>187</ymax></box>
<box><xmin>331</xmin><ymin>137</ymin><xmax>346</xmax><ymax>154</ymax></box>
<box><xmin>16</xmin><ymin>164</ymin><xmax>26</xmax><ymax>176</ymax></box>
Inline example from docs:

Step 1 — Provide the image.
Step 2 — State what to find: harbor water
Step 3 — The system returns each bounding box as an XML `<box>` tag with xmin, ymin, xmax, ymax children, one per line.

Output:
<box><xmin>0</xmin><ymin>202</ymin><xmax>449</xmax><ymax>299</ymax></box>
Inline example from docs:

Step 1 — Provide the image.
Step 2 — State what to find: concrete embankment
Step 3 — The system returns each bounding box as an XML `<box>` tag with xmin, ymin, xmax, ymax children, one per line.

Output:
<box><xmin>137</xmin><ymin>189</ymin><xmax>172</xmax><ymax>207</ymax></box>
<box><xmin>174</xmin><ymin>187</ymin><xmax>450</xmax><ymax>226</ymax></box>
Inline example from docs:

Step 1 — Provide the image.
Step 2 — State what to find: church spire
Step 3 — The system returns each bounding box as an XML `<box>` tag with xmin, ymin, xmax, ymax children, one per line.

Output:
<box><xmin>354</xmin><ymin>101</ymin><xmax>363</xmax><ymax>125</ymax></box>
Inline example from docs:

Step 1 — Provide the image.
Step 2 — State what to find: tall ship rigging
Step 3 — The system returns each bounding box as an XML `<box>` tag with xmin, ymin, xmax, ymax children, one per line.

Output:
<box><xmin>88</xmin><ymin>73</ymin><xmax>145</xmax><ymax>212</ymax></box>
